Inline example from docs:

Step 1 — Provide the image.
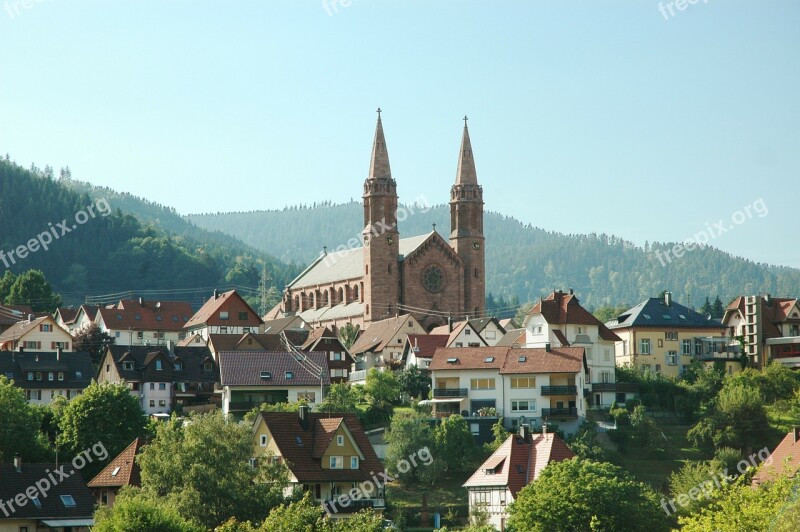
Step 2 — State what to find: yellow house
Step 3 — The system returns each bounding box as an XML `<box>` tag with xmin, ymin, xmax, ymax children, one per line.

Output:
<box><xmin>0</xmin><ymin>315</ymin><xmax>73</xmax><ymax>352</ymax></box>
<box><xmin>608</xmin><ymin>292</ymin><xmax>731</xmax><ymax>378</ymax></box>
<box><xmin>251</xmin><ymin>407</ymin><xmax>386</xmax><ymax>518</ymax></box>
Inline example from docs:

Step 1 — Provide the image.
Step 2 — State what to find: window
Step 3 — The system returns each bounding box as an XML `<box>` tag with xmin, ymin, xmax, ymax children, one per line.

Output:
<box><xmin>351</xmin><ymin>456</ymin><xmax>359</xmax><ymax>469</ymax></box>
<box><xmin>601</xmin><ymin>371</ymin><xmax>610</xmax><ymax>383</ymax></box>
<box><xmin>156</xmin><ymin>359</ymin><xmax>163</xmax><ymax>370</ymax></box>
<box><xmin>486</xmin><ymin>331</ymin><xmax>496</xmax><ymax>339</ymax></box>
<box><xmin>483</xmin><ymin>356</ymin><xmax>494</xmax><ymax>363</ymax></box>
<box><xmin>123</xmin><ymin>361</ymin><xmax>134</xmax><ymax>370</ymax></box>
<box><xmin>159</xmin><ymin>400</ymin><xmax>166</xmax><ymax>407</ymax></box>
<box><xmin>682</xmin><ymin>340</ymin><xmax>692</xmax><ymax>355</ymax></box>
<box><xmin>111</xmin><ymin>467</ymin><xmax>121</xmax><ymax>477</ymax></box>
<box><xmin>159</xmin><ymin>383</ymin><xmax>166</xmax><ymax>390</ymax></box>
<box><xmin>174</xmin><ymin>362</ymin><xmax>183</xmax><ymax>371</ymax></box>
<box><xmin>655</xmin><ymin>364</ymin><xmax>662</xmax><ymax>374</ymax></box>
<box><xmin>220</xmin><ymin>311</ymin><xmax>229</xmax><ymax>320</ymax></box>
<box><xmin>330</xmin><ymin>352</ymin><xmax>343</xmax><ymax>361</ymax></box>
<box><xmin>640</xmin><ymin>339</ymin><xmax>651</xmax><ymax>355</ymax></box>
<box><xmin>149</xmin><ymin>400</ymin><xmax>155</xmax><ymax>407</ymax></box>
<box><xmin>239</xmin><ymin>312</ymin><xmax>248</xmax><ymax>320</ymax></box>
<box><xmin>219</xmin><ymin>326</ymin><xmax>228</xmax><ymax>333</ymax></box>
<box><xmin>470</xmin><ymin>378</ymin><xmax>495</xmax><ymax>390</ymax></box>
<box><xmin>642</xmin><ymin>364</ymin><xmax>651</xmax><ymax>372</ymax></box>
<box><xmin>665</xmin><ymin>331</ymin><xmax>678</xmax><ymax>341</ymax></box>
<box><xmin>658</xmin><ymin>339</ymin><xmax>663</xmax><ymax>348</ymax></box>
<box><xmin>474</xmin><ymin>490</ymin><xmax>491</xmax><ymax>505</ymax></box>
<box><xmin>603</xmin><ymin>348</ymin><xmax>611</xmax><ymax>362</ymax></box>
<box><xmin>578</xmin><ymin>326</ymin><xmax>583</xmax><ymax>334</ymax></box>
<box><xmin>24</xmin><ymin>341</ymin><xmax>40</xmax><ymax>349</ymax></box>
<box><xmin>465</xmin><ymin>329</ymin><xmax>471</xmax><ymax>335</ymax></box>
<box><xmin>666</xmin><ymin>351</ymin><xmax>677</xmax><ymax>365</ymax></box>
<box><xmin>150</xmin><ymin>383</ymin><xmax>155</xmax><ymax>390</ymax></box>
<box><xmin>586</xmin><ymin>348</ymin><xmax>593</xmax><ymax>360</ymax></box>
<box><xmin>75</xmin><ymin>371</ymin><xmax>82</xmax><ymax>378</ymax></box>
<box><xmin>446</xmin><ymin>357</ymin><xmax>459</xmax><ymax>364</ymax></box>
<box><xmin>134</xmin><ymin>313</ymin><xmax>141</xmax><ymax>321</ymax></box>
<box><xmin>60</xmin><ymin>495</ymin><xmax>76</xmax><ymax>507</ymax></box>
<box><xmin>455</xmin><ymin>342</ymin><xmax>463</xmax><ymax>347</ymax></box>
<box><xmin>330</xmin><ymin>456</ymin><xmax>343</xmax><ymax>469</ymax></box>
<box><xmin>204</xmin><ymin>362</ymin><xmax>212</xmax><ymax>372</ymax></box>
<box><xmin>511</xmin><ymin>399</ymin><xmax>535</xmax><ymax>412</ymax></box>
<box><xmin>518</xmin><ymin>356</ymin><xmax>527</xmax><ymax>363</ymax></box>
<box><xmin>40</xmin><ymin>323</ymin><xmax>52</xmax><ymax>332</ymax></box>
<box><xmin>36</xmin><ymin>372</ymin><xmax>42</xmax><ymax>381</ymax></box>
<box><xmin>156</xmin><ymin>315</ymin><xmax>162</xmax><ymax>321</ymax></box>
<box><xmin>101</xmin><ymin>491</ymin><xmax>108</xmax><ymax>505</ymax></box>
<box><xmin>285</xmin><ymin>371</ymin><xmax>293</xmax><ymax>380</ymax></box>
<box><xmin>510</xmin><ymin>376</ymin><xmax>535</xmax><ymax>388</ymax></box>
<box><xmin>58</xmin><ymin>372</ymin><xmax>64</xmax><ymax>381</ymax></box>
<box><xmin>261</xmin><ymin>371</ymin><xmax>272</xmax><ymax>380</ymax></box>
<box><xmin>337</xmin><ymin>435</ymin><xmax>345</xmax><ymax>446</ymax></box>
<box><xmin>471</xmin><ymin>423</ymin><xmax>480</xmax><ymax>435</ymax></box>
<box><xmin>31</xmin><ymin>496</ymin><xmax>41</xmax><ymax>508</ymax></box>
<box><xmin>48</xmin><ymin>372</ymin><xmax>54</xmax><ymax>381</ymax></box>
<box><xmin>260</xmin><ymin>434</ymin><xmax>268</xmax><ymax>447</ymax></box>
<box><xmin>27</xmin><ymin>372</ymin><xmax>33</xmax><ymax>381</ymax></box>
<box><xmin>137</xmin><ymin>331</ymin><xmax>144</xmax><ymax>339</ymax></box>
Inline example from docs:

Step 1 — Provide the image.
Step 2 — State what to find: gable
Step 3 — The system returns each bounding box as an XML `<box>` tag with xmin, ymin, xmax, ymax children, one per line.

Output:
<box><xmin>322</xmin><ymin>422</ymin><xmax>365</xmax><ymax>463</ymax></box>
<box><xmin>402</xmin><ymin>231</ymin><xmax>462</xmax><ymax>269</ymax></box>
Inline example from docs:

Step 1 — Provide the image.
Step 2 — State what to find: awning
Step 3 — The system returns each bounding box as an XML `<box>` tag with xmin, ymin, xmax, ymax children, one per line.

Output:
<box><xmin>41</xmin><ymin>519</ymin><xmax>95</xmax><ymax>527</ymax></box>
<box><xmin>418</xmin><ymin>398</ymin><xmax>464</xmax><ymax>404</ymax></box>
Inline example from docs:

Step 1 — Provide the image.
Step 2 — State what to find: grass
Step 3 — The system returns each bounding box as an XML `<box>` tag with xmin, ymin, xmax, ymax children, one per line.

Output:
<box><xmin>386</xmin><ymin>475</ymin><xmax>469</xmax><ymax>509</ymax></box>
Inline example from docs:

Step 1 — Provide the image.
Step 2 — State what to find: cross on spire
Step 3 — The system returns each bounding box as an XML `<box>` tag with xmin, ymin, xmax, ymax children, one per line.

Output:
<box><xmin>463</xmin><ymin>115</ymin><xmax>468</xmax><ymax>126</ymax></box>
<box><xmin>432</xmin><ymin>222</ymin><xmax>437</xmax><ymax>232</ymax></box>
<box><xmin>377</xmin><ymin>107</ymin><xmax>382</xmax><ymax>119</ymax></box>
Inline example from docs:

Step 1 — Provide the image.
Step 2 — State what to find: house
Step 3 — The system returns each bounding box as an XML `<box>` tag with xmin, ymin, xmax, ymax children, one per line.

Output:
<box><xmin>402</xmin><ymin>334</ymin><xmax>449</xmax><ymax>369</ymax></box>
<box><xmin>218</xmin><ymin>350</ymin><xmax>330</xmax><ymax>414</ymax></box>
<box><xmin>752</xmin><ymin>427</ymin><xmax>800</xmax><ymax>486</ymax></box>
<box><xmin>463</xmin><ymin>426</ymin><xmax>574</xmax><ymax>530</ymax></box>
<box><xmin>0</xmin><ymin>305</ymin><xmax>32</xmax><ymax>335</ymax></box>
<box><xmin>523</xmin><ymin>290</ymin><xmax>622</xmax><ymax>409</ymax></box>
<box><xmin>0</xmin><ymin>455</ymin><xmax>94</xmax><ymax>530</ymax></box>
<box><xmin>94</xmin><ymin>298</ymin><xmax>194</xmax><ymax>347</ymax></box>
<box><xmin>251</xmin><ymin>407</ymin><xmax>385</xmax><ymax>517</ymax></box>
<box><xmin>0</xmin><ymin>348</ymin><xmax>94</xmax><ymax>405</ymax></box>
<box><xmin>54</xmin><ymin>307</ymin><xmax>79</xmax><ymax>332</ymax></box>
<box><xmin>300</xmin><ymin>327</ymin><xmax>354</xmax><ymax>383</ymax></box>
<box><xmin>498</xmin><ymin>318</ymin><xmax>520</xmax><ymax>332</ymax></box>
<box><xmin>0</xmin><ymin>315</ymin><xmax>73</xmax><ymax>352</ymax></box>
<box><xmin>430</xmin><ymin>320</ymin><xmax>489</xmax><ymax>349</ymax></box>
<box><xmin>426</xmin><ymin>345</ymin><xmax>588</xmax><ymax>434</ymax></box>
<box><xmin>469</xmin><ymin>318</ymin><xmax>507</xmax><ymax>346</ymax></box>
<box><xmin>723</xmin><ymin>295</ymin><xmax>800</xmax><ymax>369</ymax></box>
<box><xmin>184</xmin><ymin>290</ymin><xmax>264</xmax><ymax>339</ymax></box>
<box><xmin>349</xmin><ymin>314</ymin><xmax>427</xmax><ymax>383</ymax></box>
<box><xmin>97</xmin><ymin>345</ymin><xmax>219</xmax><ymax>414</ymax></box>
<box><xmin>608</xmin><ymin>292</ymin><xmax>729</xmax><ymax>378</ymax></box>
<box><xmin>261</xmin><ymin>315</ymin><xmax>311</xmax><ymax>334</ymax></box>
<box><xmin>87</xmin><ymin>438</ymin><xmax>146</xmax><ymax>507</ymax></box>
<box><xmin>496</xmin><ymin>328</ymin><xmax>525</xmax><ymax>347</ymax></box>
<box><xmin>70</xmin><ymin>304</ymin><xmax>101</xmax><ymax>333</ymax></box>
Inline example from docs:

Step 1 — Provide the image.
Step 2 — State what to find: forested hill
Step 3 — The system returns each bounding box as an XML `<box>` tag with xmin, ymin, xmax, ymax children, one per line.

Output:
<box><xmin>187</xmin><ymin>202</ymin><xmax>800</xmax><ymax>310</ymax></box>
<box><xmin>0</xmin><ymin>159</ymin><xmax>299</xmax><ymax>306</ymax></box>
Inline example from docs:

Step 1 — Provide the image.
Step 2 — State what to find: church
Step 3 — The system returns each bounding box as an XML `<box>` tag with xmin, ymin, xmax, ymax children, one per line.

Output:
<box><xmin>269</xmin><ymin>111</ymin><xmax>486</xmax><ymax>332</ymax></box>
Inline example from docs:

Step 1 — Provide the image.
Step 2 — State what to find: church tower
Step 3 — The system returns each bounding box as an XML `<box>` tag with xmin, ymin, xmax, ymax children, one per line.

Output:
<box><xmin>362</xmin><ymin>109</ymin><xmax>401</xmax><ymax>322</ymax></box>
<box><xmin>450</xmin><ymin>117</ymin><xmax>485</xmax><ymax>317</ymax></box>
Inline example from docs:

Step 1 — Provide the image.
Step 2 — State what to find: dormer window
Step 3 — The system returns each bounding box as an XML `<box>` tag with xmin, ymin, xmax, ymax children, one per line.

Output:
<box><xmin>155</xmin><ymin>359</ymin><xmax>163</xmax><ymax>371</ymax></box>
<box><xmin>204</xmin><ymin>362</ymin><xmax>212</xmax><ymax>372</ymax></box>
<box><xmin>135</xmin><ymin>314</ymin><xmax>141</xmax><ymax>321</ymax></box>
<box><xmin>518</xmin><ymin>356</ymin><xmax>527</xmax><ymax>363</ymax></box>
<box><xmin>260</xmin><ymin>371</ymin><xmax>272</xmax><ymax>380</ymax></box>
<box><xmin>156</xmin><ymin>315</ymin><xmax>162</xmax><ymax>321</ymax></box>
<box><xmin>484</xmin><ymin>357</ymin><xmax>494</xmax><ymax>363</ymax></box>
<box><xmin>32</xmin><ymin>497</ymin><xmax>41</xmax><ymax>508</ymax></box>
<box><xmin>174</xmin><ymin>362</ymin><xmax>183</xmax><ymax>371</ymax></box>
<box><xmin>172</xmin><ymin>315</ymin><xmax>179</xmax><ymax>322</ymax></box>
<box><xmin>123</xmin><ymin>362</ymin><xmax>134</xmax><ymax>371</ymax></box>
<box><xmin>285</xmin><ymin>371</ymin><xmax>293</xmax><ymax>380</ymax></box>
<box><xmin>60</xmin><ymin>495</ymin><xmax>76</xmax><ymax>508</ymax></box>
<box><xmin>446</xmin><ymin>357</ymin><xmax>458</xmax><ymax>364</ymax></box>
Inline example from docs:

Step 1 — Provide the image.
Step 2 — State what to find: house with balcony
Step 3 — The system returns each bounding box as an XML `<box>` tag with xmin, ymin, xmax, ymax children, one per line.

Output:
<box><xmin>251</xmin><ymin>407</ymin><xmax>385</xmax><ymax>517</ymax></box>
<box><xmin>349</xmin><ymin>314</ymin><xmax>426</xmax><ymax>383</ymax></box>
<box><xmin>184</xmin><ymin>289</ymin><xmax>264</xmax><ymax>340</ymax></box>
<box><xmin>0</xmin><ymin>348</ymin><xmax>94</xmax><ymax>405</ymax></box>
<box><xmin>97</xmin><ymin>345</ymin><xmax>219</xmax><ymax>414</ymax></box>
<box><xmin>523</xmin><ymin>290</ymin><xmax>622</xmax><ymax>408</ymax></box>
<box><xmin>218</xmin><ymin>350</ymin><xmax>330</xmax><ymax>414</ymax></box>
<box><xmin>426</xmin><ymin>345</ymin><xmax>589</xmax><ymax>435</ymax></box>
<box><xmin>723</xmin><ymin>295</ymin><xmax>800</xmax><ymax>369</ymax></box>
<box><xmin>94</xmin><ymin>298</ymin><xmax>194</xmax><ymax>347</ymax></box>
<box><xmin>608</xmin><ymin>292</ymin><xmax>725</xmax><ymax>378</ymax></box>
<box><xmin>463</xmin><ymin>425</ymin><xmax>574</xmax><ymax>531</ymax></box>
<box><xmin>0</xmin><ymin>315</ymin><xmax>74</xmax><ymax>352</ymax></box>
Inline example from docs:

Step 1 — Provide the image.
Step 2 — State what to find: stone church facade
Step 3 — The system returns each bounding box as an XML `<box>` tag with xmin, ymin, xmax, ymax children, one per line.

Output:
<box><xmin>270</xmin><ymin>112</ymin><xmax>486</xmax><ymax>332</ymax></box>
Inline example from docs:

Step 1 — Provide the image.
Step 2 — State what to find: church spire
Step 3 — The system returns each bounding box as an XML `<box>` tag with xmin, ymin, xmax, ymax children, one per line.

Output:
<box><xmin>368</xmin><ymin>108</ymin><xmax>392</xmax><ymax>180</ymax></box>
<box><xmin>455</xmin><ymin>115</ymin><xmax>478</xmax><ymax>185</ymax></box>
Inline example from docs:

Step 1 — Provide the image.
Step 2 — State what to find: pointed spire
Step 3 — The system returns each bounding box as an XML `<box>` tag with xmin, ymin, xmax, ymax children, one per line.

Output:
<box><xmin>456</xmin><ymin>115</ymin><xmax>478</xmax><ymax>185</ymax></box>
<box><xmin>368</xmin><ymin>108</ymin><xmax>392</xmax><ymax>180</ymax></box>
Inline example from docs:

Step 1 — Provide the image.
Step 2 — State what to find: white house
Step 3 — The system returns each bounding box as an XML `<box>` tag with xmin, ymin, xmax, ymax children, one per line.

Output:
<box><xmin>0</xmin><ymin>315</ymin><xmax>74</xmax><ymax>352</ymax></box>
<box><xmin>94</xmin><ymin>298</ymin><xmax>194</xmax><ymax>347</ymax></box>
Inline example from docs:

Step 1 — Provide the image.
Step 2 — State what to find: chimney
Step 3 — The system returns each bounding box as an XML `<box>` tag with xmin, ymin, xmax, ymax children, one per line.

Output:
<box><xmin>794</xmin><ymin>426</ymin><xmax>800</xmax><ymax>443</ymax></box>
<box><xmin>213</xmin><ymin>289</ymin><xmax>219</xmax><ymax>300</ymax></box>
<box><xmin>665</xmin><ymin>292</ymin><xmax>672</xmax><ymax>307</ymax></box>
<box><xmin>56</xmin><ymin>346</ymin><xmax>62</xmax><ymax>362</ymax></box>
<box><xmin>545</xmin><ymin>342</ymin><xmax>551</xmax><ymax>352</ymax></box>
<box><xmin>765</xmin><ymin>294</ymin><xmax>772</xmax><ymax>306</ymax></box>
<box><xmin>519</xmin><ymin>424</ymin><xmax>527</xmax><ymax>439</ymax></box>
<box><xmin>27</xmin><ymin>314</ymin><xmax>34</xmax><ymax>322</ymax></box>
<box><xmin>138</xmin><ymin>297</ymin><xmax>143</xmax><ymax>306</ymax></box>
<box><xmin>568</xmin><ymin>288</ymin><xmax>574</xmax><ymax>295</ymax></box>
<box><xmin>542</xmin><ymin>423</ymin><xmax>548</xmax><ymax>438</ymax></box>
<box><xmin>14</xmin><ymin>454</ymin><xmax>22</xmax><ymax>473</ymax></box>
<box><xmin>448</xmin><ymin>316</ymin><xmax>453</xmax><ymax>333</ymax></box>
<box><xmin>298</xmin><ymin>405</ymin><xmax>310</xmax><ymax>431</ymax></box>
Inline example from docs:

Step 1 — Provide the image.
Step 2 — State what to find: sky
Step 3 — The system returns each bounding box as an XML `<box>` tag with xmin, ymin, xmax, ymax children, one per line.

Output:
<box><xmin>1</xmin><ymin>1</ymin><xmax>798</xmax><ymax>267</ymax></box>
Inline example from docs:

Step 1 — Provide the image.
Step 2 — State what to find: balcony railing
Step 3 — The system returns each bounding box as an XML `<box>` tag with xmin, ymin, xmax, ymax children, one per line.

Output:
<box><xmin>433</xmin><ymin>388</ymin><xmax>468</xmax><ymax>398</ymax></box>
<box><xmin>541</xmin><ymin>385</ymin><xmax>577</xmax><ymax>396</ymax></box>
<box><xmin>591</xmin><ymin>383</ymin><xmax>616</xmax><ymax>392</ymax></box>
<box><xmin>348</xmin><ymin>370</ymin><xmax>367</xmax><ymax>382</ymax></box>
<box><xmin>542</xmin><ymin>407</ymin><xmax>578</xmax><ymax>418</ymax></box>
<box><xmin>227</xmin><ymin>400</ymin><xmax>262</xmax><ymax>411</ymax></box>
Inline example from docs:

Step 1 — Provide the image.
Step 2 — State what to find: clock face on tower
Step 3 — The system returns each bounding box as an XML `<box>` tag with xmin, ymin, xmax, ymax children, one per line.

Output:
<box><xmin>422</xmin><ymin>264</ymin><xmax>446</xmax><ymax>294</ymax></box>
<box><xmin>472</xmin><ymin>241</ymin><xmax>481</xmax><ymax>250</ymax></box>
<box><xmin>385</xmin><ymin>235</ymin><xmax>394</xmax><ymax>245</ymax></box>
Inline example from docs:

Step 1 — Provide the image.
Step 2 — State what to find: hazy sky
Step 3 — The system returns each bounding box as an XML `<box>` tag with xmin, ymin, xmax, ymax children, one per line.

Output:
<box><xmin>1</xmin><ymin>1</ymin><xmax>798</xmax><ymax>267</ymax></box>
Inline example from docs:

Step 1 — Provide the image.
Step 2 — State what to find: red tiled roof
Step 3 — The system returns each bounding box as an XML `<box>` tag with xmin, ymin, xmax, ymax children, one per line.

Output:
<box><xmin>463</xmin><ymin>431</ymin><xmax>574</xmax><ymax>498</ymax></box>
<box><xmin>430</xmin><ymin>346</ymin><xmax>586</xmax><ymax>374</ymax></box>
<box><xmin>96</xmin><ymin>300</ymin><xmax>194</xmax><ymax>331</ymax></box>
<box><xmin>526</xmin><ymin>291</ymin><xmax>621</xmax><ymax>342</ymax></box>
<box><xmin>429</xmin><ymin>346</ymin><xmax>511</xmax><ymax>371</ymax></box>
<box><xmin>256</xmin><ymin>412</ymin><xmax>384</xmax><ymax>483</ymax></box>
<box><xmin>406</xmin><ymin>334</ymin><xmax>449</xmax><ymax>357</ymax></box>
<box><xmin>88</xmin><ymin>438</ymin><xmax>146</xmax><ymax>488</ymax></box>
<box><xmin>184</xmin><ymin>290</ymin><xmax>263</xmax><ymax>329</ymax></box>
<box><xmin>350</xmin><ymin>315</ymin><xmax>415</xmax><ymax>355</ymax></box>
<box><xmin>752</xmin><ymin>429</ymin><xmax>800</xmax><ymax>485</ymax></box>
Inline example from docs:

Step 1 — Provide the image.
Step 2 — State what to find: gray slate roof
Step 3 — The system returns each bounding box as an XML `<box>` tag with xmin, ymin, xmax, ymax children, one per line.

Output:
<box><xmin>607</xmin><ymin>298</ymin><xmax>724</xmax><ymax>329</ymax></box>
<box><xmin>0</xmin><ymin>351</ymin><xmax>94</xmax><ymax>390</ymax></box>
<box><xmin>218</xmin><ymin>350</ymin><xmax>331</xmax><ymax>387</ymax></box>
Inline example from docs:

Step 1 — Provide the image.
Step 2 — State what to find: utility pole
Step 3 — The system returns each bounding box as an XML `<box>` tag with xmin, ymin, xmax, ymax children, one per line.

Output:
<box><xmin>258</xmin><ymin>265</ymin><xmax>271</xmax><ymax>317</ymax></box>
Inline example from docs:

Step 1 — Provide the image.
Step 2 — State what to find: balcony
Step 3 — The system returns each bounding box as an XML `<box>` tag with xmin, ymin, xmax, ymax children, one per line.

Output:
<box><xmin>227</xmin><ymin>400</ymin><xmax>262</xmax><ymax>411</ymax></box>
<box><xmin>348</xmin><ymin>370</ymin><xmax>367</xmax><ymax>382</ymax></box>
<box><xmin>322</xmin><ymin>498</ymin><xmax>385</xmax><ymax>513</ymax></box>
<box><xmin>433</xmin><ymin>388</ymin><xmax>468</xmax><ymax>398</ymax></box>
<box><xmin>591</xmin><ymin>383</ymin><xmax>616</xmax><ymax>392</ymax></box>
<box><xmin>542</xmin><ymin>407</ymin><xmax>578</xmax><ymax>418</ymax></box>
<box><xmin>541</xmin><ymin>385</ymin><xmax>577</xmax><ymax>396</ymax></box>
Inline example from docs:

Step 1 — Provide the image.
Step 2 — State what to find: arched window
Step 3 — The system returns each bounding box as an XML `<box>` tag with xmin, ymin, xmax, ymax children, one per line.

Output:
<box><xmin>293</xmin><ymin>296</ymin><xmax>300</xmax><ymax>311</ymax></box>
<box><xmin>474</xmin><ymin>268</ymin><xmax>479</xmax><ymax>278</ymax></box>
<box><xmin>354</xmin><ymin>285</ymin><xmax>361</xmax><ymax>302</ymax></box>
<box><xmin>388</xmin><ymin>264</ymin><xmax>392</xmax><ymax>274</ymax></box>
<box><xmin>366</xmin><ymin>304</ymin><xmax>370</xmax><ymax>315</ymax></box>
<box><xmin>366</xmin><ymin>265</ymin><xmax>369</xmax><ymax>275</ymax></box>
<box><xmin>337</xmin><ymin>287</ymin><xmax>344</xmax><ymax>305</ymax></box>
